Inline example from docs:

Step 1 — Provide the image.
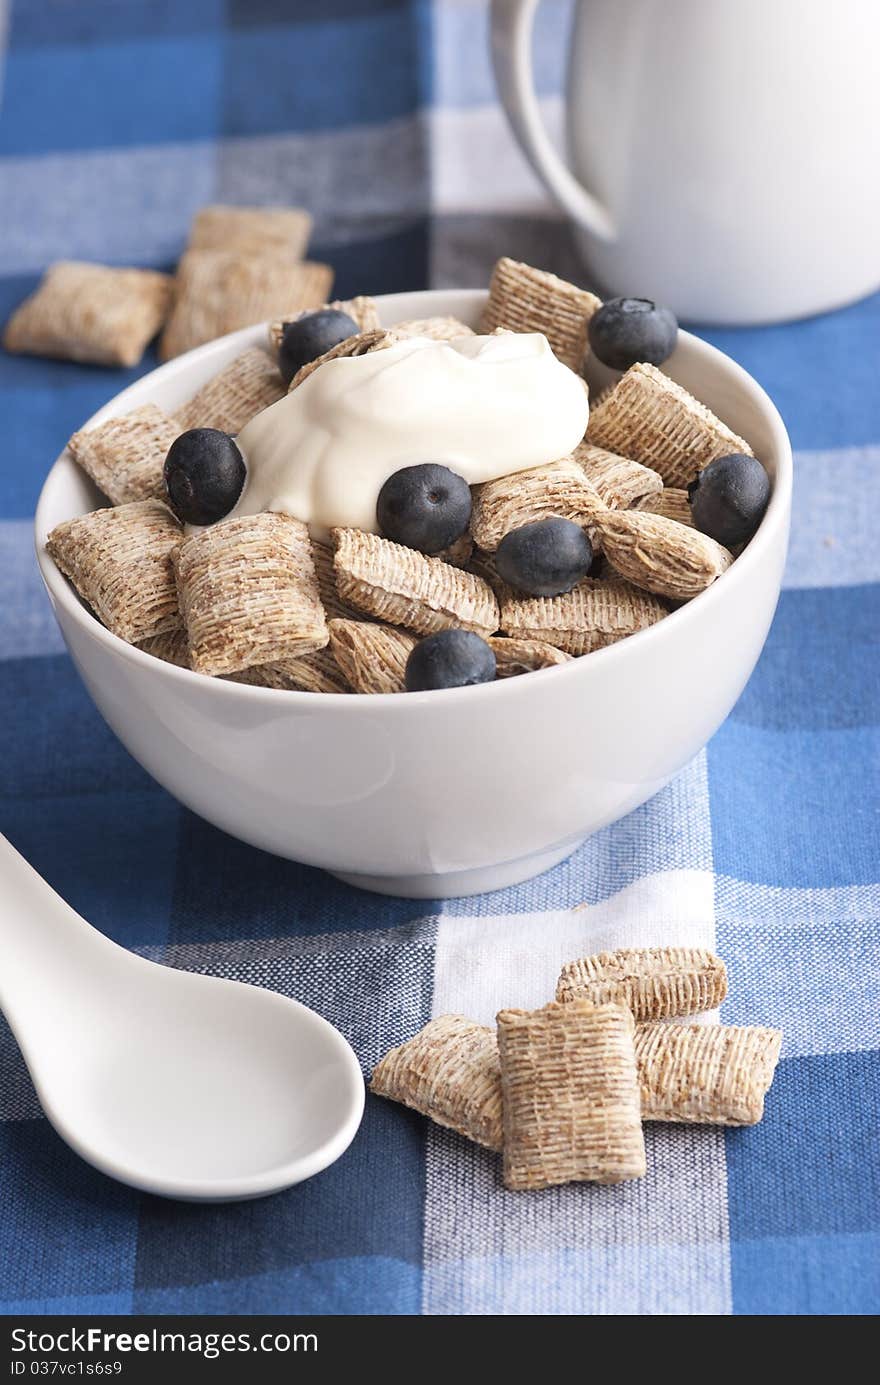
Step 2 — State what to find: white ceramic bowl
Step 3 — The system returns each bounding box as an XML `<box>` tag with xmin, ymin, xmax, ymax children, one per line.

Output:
<box><xmin>35</xmin><ymin>290</ymin><xmax>792</xmax><ymax>898</ymax></box>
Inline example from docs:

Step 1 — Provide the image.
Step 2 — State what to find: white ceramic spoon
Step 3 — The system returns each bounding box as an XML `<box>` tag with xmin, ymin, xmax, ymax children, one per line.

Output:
<box><xmin>0</xmin><ymin>833</ymin><xmax>364</xmax><ymax>1200</ymax></box>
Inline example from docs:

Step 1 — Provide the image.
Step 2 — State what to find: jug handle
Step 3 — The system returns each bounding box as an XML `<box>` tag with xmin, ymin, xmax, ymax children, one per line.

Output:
<box><xmin>490</xmin><ymin>0</ymin><xmax>616</xmax><ymax>242</ymax></box>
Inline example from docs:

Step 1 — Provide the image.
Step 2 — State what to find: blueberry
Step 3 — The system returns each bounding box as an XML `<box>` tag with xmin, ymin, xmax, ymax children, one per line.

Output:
<box><xmin>587</xmin><ymin>297</ymin><xmax>678</xmax><ymax>371</ymax></box>
<box><xmin>405</xmin><ymin>629</ymin><xmax>496</xmax><ymax>692</ymax></box>
<box><xmin>377</xmin><ymin>464</ymin><xmax>472</xmax><ymax>554</ymax></box>
<box><xmin>164</xmin><ymin>428</ymin><xmax>246</xmax><ymax>526</ymax></box>
<box><xmin>495</xmin><ymin>518</ymin><xmax>592</xmax><ymax>597</ymax></box>
<box><xmin>687</xmin><ymin>453</ymin><xmax>770</xmax><ymax>547</ymax></box>
<box><xmin>278</xmin><ymin>309</ymin><xmax>359</xmax><ymax>386</ymax></box>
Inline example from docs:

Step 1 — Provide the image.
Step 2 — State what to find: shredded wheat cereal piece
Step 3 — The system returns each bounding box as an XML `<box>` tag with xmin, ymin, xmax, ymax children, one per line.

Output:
<box><xmin>268</xmin><ymin>296</ymin><xmax>382</xmax><ymax>353</ymax></box>
<box><xmin>68</xmin><ymin>405</ymin><xmax>180</xmax><ymax>506</ymax></box>
<box><xmin>175</xmin><ymin>513</ymin><xmax>328</xmax><ymax>676</ymax></box>
<box><xmin>310</xmin><ymin>539</ymin><xmax>364</xmax><ymax>622</ymax></box>
<box><xmin>470</xmin><ymin>458</ymin><xmax>605</xmax><ymax>551</ymax></box>
<box><xmin>188</xmin><ymin>205</ymin><xmax>312</xmax><ymax>260</ymax></box>
<box><xmin>480</xmin><ymin>257</ymin><xmax>601</xmax><ymax>370</ymax></box>
<box><xmin>636</xmin><ymin>487</ymin><xmax>695</xmax><ymax>527</ymax></box>
<box><xmin>328</xmin><ymin>619</ymin><xmax>418</xmax><ymax>694</ymax></box>
<box><xmin>137</xmin><ymin>626</ymin><xmax>191</xmax><ymax>669</ymax></box>
<box><xmin>585</xmin><ymin>363</ymin><xmax>753</xmax><ymax>487</ymax></box>
<box><xmin>47</xmin><ymin>500</ymin><xmax>182</xmax><ymax>643</ymax></box>
<box><xmin>488</xmin><ymin>636</ymin><xmax>572</xmax><ymax>677</ymax></box>
<box><xmin>176</xmin><ymin>347</ymin><xmax>285</xmax><ymax>434</ymax></box>
<box><xmin>332</xmin><ymin>528</ymin><xmax>499</xmax><ymax>637</ymax></box>
<box><xmin>573</xmin><ymin>442</ymin><xmax>664</xmax><ymax>510</ymax></box>
<box><xmin>229</xmin><ymin>646</ymin><xmax>349</xmax><ymax>694</ymax></box>
<box><xmin>160</xmin><ymin>250</ymin><xmax>332</xmax><ymax>360</ymax></box>
<box><xmin>371</xmin><ymin>1016</ymin><xmax>503</xmax><ymax>1151</ymax></box>
<box><xmin>556</xmin><ymin>947</ymin><xmax>728</xmax><ymax>1018</ymax></box>
<box><xmin>596</xmin><ymin>508</ymin><xmax>732</xmax><ymax>600</ymax></box>
<box><xmin>501</xmin><ymin>576</ymin><xmax>665</xmax><ymax>655</ymax></box>
<box><xmin>393</xmin><ymin>316</ymin><xmax>475</xmax><ymax>342</ymax></box>
<box><xmin>635</xmin><ymin>1022</ymin><xmax>782</xmax><ymax>1126</ymax></box>
<box><xmin>288</xmin><ymin>327</ymin><xmax>398</xmax><ymax>390</ymax></box>
<box><xmin>4</xmin><ymin>261</ymin><xmax>172</xmax><ymax>367</ymax></box>
<box><xmin>497</xmin><ymin>1000</ymin><xmax>645</xmax><ymax>1190</ymax></box>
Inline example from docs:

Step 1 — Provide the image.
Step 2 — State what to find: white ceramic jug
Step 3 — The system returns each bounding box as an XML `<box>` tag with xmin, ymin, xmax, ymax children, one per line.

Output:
<box><xmin>491</xmin><ymin>0</ymin><xmax>880</xmax><ymax>323</ymax></box>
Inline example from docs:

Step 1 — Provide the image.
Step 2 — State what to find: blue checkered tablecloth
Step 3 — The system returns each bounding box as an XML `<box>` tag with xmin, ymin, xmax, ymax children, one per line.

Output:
<box><xmin>1</xmin><ymin>1</ymin><xmax>878</xmax><ymax>1317</ymax></box>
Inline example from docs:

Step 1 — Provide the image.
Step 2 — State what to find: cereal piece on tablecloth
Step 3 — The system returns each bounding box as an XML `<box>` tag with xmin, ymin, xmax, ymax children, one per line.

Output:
<box><xmin>500</xmin><ymin>576</ymin><xmax>665</xmax><ymax>655</ymax></box>
<box><xmin>585</xmin><ymin>363</ymin><xmax>753</xmax><ymax>488</ymax></box>
<box><xmin>393</xmin><ymin>316</ymin><xmax>475</xmax><ymax>342</ymax></box>
<box><xmin>187</xmin><ymin>205</ymin><xmax>312</xmax><ymax>260</ymax></box>
<box><xmin>371</xmin><ymin>1016</ymin><xmax>504</xmax><ymax>1152</ymax></box>
<box><xmin>480</xmin><ymin>257</ymin><xmax>601</xmax><ymax>371</ymax></box>
<box><xmin>573</xmin><ymin>442</ymin><xmax>664</xmax><ymax>511</ymax></box>
<box><xmin>634</xmin><ymin>1023</ymin><xmax>782</xmax><ymax>1126</ymax></box>
<box><xmin>332</xmin><ymin>529</ymin><xmax>500</xmax><ymax>638</ymax></box>
<box><xmin>595</xmin><ymin>508</ymin><xmax>732</xmax><ymax>600</ymax></box>
<box><xmin>328</xmin><ymin>619</ymin><xmax>418</xmax><ymax>694</ymax></box>
<box><xmin>160</xmin><ymin>250</ymin><xmax>332</xmax><ymax>361</ymax></box>
<box><xmin>4</xmin><ymin>261</ymin><xmax>172</xmax><ymax>367</ymax></box>
<box><xmin>488</xmin><ymin>636</ymin><xmax>572</xmax><ymax>677</ymax></box>
<box><xmin>497</xmin><ymin>1000</ymin><xmax>645</xmax><ymax>1190</ymax></box>
<box><xmin>268</xmin><ymin>296</ymin><xmax>382</xmax><ymax>354</ymax></box>
<box><xmin>68</xmin><ymin>405</ymin><xmax>180</xmax><ymax>506</ymax></box>
<box><xmin>174</xmin><ymin>512</ymin><xmax>328</xmax><ymax>676</ymax></box>
<box><xmin>229</xmin><ymin>646</ymin><xmax>349</xmax><ymax>694</ymax></box>
<box><xmin>469</xmin><ymin>458</ymin><xmax>604</xmax><ymax>552</ymax></box>
<box><xmin>137</xmin><ymin>626</ymin><xmax>191</xmax><ymax>669</ymax></box>
<box><xmin>46</xmin><ymin>500</ymin><xmax>182</xmax><ymax>643</ymax></box>
<box><xmin>176</xmin><ymin>347</ymin><xmax>285</xmax><ymax>434</ymax></box>
<box><xmin>556</xmin><ymin>947</ymin><xmax>728</xmax><ymax>1019</ymax></box>
<box><xmin>288</xmin><ymin>328</ymin><xmax>398</xmax><ymax>390</ymax></box>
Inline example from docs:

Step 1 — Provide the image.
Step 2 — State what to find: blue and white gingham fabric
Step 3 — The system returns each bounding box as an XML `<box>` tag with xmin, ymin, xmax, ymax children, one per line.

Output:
<box><xmin>1</xmin><ymin>1</ymin><xmax>878</xmax><ymax>1317</ymax></box>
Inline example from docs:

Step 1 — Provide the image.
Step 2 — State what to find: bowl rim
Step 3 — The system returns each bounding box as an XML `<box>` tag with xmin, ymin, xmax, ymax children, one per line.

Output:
<box><xmin>34</xmin><ymin>288</ymin><xmax>793</xmax><ymax>712</ymax></box>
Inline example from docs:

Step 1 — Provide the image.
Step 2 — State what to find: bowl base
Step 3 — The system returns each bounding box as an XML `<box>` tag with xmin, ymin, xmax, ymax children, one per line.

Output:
<box><xmin>329</xmin><ymin>839</ymin><xmax>582</xmax><ymax>899</ymax></box>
